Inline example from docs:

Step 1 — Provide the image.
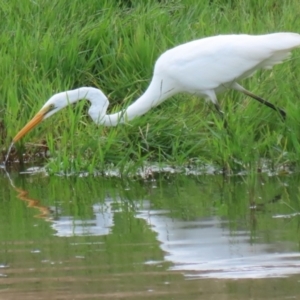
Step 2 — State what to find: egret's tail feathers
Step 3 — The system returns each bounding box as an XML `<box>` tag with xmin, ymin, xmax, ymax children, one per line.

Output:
<box><xmin>259</xmin><ymin>33</ymin><xmax>300</xmax><ymax>69</ymax></box>
<box><xmin>261</xmin><ymin>50</ymin><xmax>292</xmax><ymax>69</ymax></box>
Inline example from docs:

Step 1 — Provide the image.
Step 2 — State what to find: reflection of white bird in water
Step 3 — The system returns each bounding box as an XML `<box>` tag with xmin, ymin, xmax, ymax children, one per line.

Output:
<box><xmin>13</xmin><ymin>32</ymin><xmax>300</xmax><ymax>142</ymax></box>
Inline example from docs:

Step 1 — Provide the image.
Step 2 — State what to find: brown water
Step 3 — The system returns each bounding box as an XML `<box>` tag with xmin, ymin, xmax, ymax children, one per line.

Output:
<box><xmin>0</xmin><ymin>168</ymin><xmax>300</xmax><ymax>299</ymax></box>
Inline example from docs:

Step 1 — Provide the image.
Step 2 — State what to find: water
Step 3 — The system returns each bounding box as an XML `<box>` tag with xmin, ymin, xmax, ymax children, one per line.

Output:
<box><xmin>1</xmin><ymin>169</ymin><xmax>300</xmax><ymax>299</ymax></box>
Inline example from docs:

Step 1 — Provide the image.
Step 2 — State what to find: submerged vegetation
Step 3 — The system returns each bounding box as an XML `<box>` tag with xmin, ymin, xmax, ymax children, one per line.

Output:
<box><xmin>1</xmin><ymin>0</ymin><xmax>300</xmax><ymax>175</ymax></box>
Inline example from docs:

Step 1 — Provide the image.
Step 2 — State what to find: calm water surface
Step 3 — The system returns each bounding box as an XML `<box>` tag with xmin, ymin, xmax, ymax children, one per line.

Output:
<box><xmin>0</xmin><ymin>168</ymin><xmax>300</xmax><ymax>299</ymax></box>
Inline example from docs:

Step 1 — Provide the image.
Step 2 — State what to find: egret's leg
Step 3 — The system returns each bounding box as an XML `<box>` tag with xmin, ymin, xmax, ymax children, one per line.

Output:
<box><xmin>232</xmin><ymin>83</ymin><xmax>286</xmax><ymax>120</ymax></box>
<box><xmin>206</xmin><ymin>91</ymin><xmax>227</xmax><ymax>128</ymax></box>
<box><xmin>214</xmin><ymin>102</ymin><xmax>224</xmax><ymax>118</ymax></box>
<box><xmin>214</xmin><ymin>103</ymin><xmax>228</xmax><ymax>129</ymax></box>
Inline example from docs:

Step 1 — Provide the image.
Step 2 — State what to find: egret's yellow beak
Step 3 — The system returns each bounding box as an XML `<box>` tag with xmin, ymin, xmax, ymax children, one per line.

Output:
<box><xmin>13</xmin><ymin>106</ymin><xmax>51</xmax><ymax>143</ymax></box>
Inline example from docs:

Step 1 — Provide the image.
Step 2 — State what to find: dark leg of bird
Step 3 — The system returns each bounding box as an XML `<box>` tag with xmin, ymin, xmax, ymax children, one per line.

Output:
<box><xmin>242</xmin><ymin>90</ymin><xmax>286</xmax><ymax>120</ymax></box>
<box><xmin>214</xmin><ymin>103</ymin><xmax>228</xmax><ymax>128</ymax></box>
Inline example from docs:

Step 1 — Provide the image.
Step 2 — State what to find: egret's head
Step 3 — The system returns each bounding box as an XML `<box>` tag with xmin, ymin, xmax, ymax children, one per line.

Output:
<box><xmin>13</xmin><ymin>93</ymin><xmax>69</xmax><ymax>143</ymax></box>
<box><xmin>13</xmin><ymin>87</ymin><xmax>109</xmax><ymax>143</ymax></box>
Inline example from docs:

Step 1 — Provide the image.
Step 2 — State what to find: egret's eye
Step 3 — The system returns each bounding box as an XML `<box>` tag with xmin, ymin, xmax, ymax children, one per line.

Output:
<box><xmin>49</xmin><ymin>104</ymin><xmax>55</xmax><ymax>110</ymax></box>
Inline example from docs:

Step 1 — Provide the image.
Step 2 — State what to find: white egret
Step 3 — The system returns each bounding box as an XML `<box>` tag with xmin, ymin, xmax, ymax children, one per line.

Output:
<box><xmin>13</xmin><ymin>32</ymin><xmax>300</xmax><ymax>142</ymax></box>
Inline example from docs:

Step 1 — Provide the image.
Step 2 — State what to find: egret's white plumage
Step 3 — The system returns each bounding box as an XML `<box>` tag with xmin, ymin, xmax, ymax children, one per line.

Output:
<box><xmin>13</xmin><ymin>32</ymin><xmax>300</xmax><ymax>142</ymax></box>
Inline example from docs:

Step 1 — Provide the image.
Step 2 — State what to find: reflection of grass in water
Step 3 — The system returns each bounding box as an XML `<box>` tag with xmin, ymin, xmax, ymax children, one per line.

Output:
<box><xmin>1</xmin><ymin>1</ymin><xmax>300</xmax><ymax>174</ymax></box>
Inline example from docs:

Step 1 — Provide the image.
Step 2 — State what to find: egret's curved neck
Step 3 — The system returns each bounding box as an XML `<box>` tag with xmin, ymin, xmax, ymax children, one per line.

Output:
<box><xmin>102</xmin><ymin>75</ymin><xmax>177</xmax><ymax>126</ymax></box>
<box><xmin>62</xmin><ymin>76</ymin><xmax>177</xmax><ymax>126</ymax></box>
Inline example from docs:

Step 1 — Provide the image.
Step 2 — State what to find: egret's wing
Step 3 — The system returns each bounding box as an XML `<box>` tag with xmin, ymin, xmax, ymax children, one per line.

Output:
<box><xmin>156</xmin><ymin>33</ymin><xmax>300</xmax><ymax>92</ymax></box>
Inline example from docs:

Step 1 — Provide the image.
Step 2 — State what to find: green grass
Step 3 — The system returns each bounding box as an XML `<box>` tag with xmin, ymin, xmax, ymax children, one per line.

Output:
<box><xmin>1</xmin><ymin>0</ymin><xmax>300</xmax><ymax>175</ymax></box>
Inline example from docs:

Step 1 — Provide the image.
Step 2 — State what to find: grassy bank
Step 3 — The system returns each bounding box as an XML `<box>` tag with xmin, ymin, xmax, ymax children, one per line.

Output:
<box><xmin>1</xmin><ymin>0</ymin><xmax>300</xmax><ymax>175</ymax></box>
